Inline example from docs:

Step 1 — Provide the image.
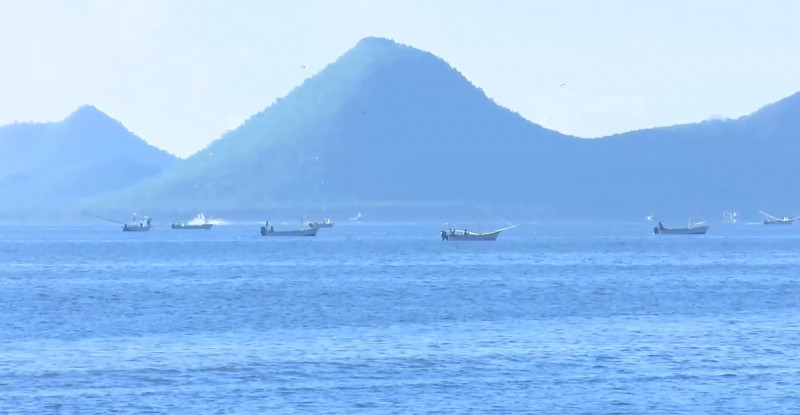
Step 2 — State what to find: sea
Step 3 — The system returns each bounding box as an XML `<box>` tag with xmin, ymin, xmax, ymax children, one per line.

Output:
<box><xmin>1</xmin><ymin>221</ymin><xmax>799</xmax><ymax>414</ymax></box>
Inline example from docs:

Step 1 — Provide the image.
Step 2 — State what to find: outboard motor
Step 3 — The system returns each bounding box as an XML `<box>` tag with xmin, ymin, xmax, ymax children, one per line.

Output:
<box><xmin>653</xmin><ymin>226</ymin><xmax>659</xmax><ymax>235</ymax></box>
<box><xmin>441</xmin><ymin>230</ymin><xmax>448</xmax><ymax>241</ymax></box>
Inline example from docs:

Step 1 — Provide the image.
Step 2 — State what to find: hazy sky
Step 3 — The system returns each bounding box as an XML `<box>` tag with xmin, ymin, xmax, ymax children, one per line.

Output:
<box><xmin>2</xmin><ymin>0</ymin><xmax>798</xmax><ymax>157</ymax></box>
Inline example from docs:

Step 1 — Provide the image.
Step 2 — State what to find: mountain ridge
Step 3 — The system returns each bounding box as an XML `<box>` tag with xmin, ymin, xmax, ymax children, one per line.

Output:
<box><xmin>92</xmin><ymin>37</ymin><xmax>800</xmax><ymax>219</ymax></box>
<box><xmin>3</xmin><ymin>37</ymin><xmax>799</xmax><ymax>219</ymax></box>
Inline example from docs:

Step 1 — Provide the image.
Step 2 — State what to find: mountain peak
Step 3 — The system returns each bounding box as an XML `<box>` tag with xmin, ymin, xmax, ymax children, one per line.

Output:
<box><xmin>68</xmin><ymin>104</ymin><xmax>106</xmax><ymax>118</ymax></box>
<box><xmin>354</xmin><ymin>36</ymin><xmax>400</xmax><ymax>48</ymax></box>
<box><xmin>341</xmin><ymin>37</ymin><xmax>420</xmax><ymax>64</ymax></box>
<box><xmin>59</xmin><ymin>105</ymin><xmax>168</xmax><ymax>156</ymax></box>
<box><xmin>63</xmin><ymin>105</ymin><xmax>119</xmax><ymax>128</ymax></box>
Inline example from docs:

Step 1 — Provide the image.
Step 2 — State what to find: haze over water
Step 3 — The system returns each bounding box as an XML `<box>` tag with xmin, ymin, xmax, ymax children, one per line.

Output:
<box><xmin>2</xmin><ymin>222</ymin><xmax>799</xmax><ymax>413</ymax></box>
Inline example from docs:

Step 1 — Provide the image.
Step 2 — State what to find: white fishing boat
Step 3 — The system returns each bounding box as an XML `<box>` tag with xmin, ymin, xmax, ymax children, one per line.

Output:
<box><xmin>312</xmin><ymin>218</ymin><xmax>334</xmax><ymax>228</ymax></box>
<box><xmin>349</xmin><ymin>212</ymin><xmax>363</xmax><ymax>222</ymax></box>
<box><xmin>123</xmin><ymin>215</ymin><xmax>152</xmax><ymax>232</ymax></box>
<box><xmin>260</xmin><ymin>221</ymin><xmax>319</xmax><ymax>237</ymax></box>
<box><xmin>760</xmin><ymin>211</ymin><xmax>797</xmax><ymax>225</ymax></box>
<box><xmin>440</xmin><ymin>225</ymin><xmax>517</xmax><ymax>241</ymax></box>
<box><xmin>302</xmin><ymin>212</ymin><xmax>333</xmax><ymax>229</ymax></box>
<box><xmin>314</xmin><ymin>205</ymin><xmax>334</xmax><ymax>228</ymax></box>
<box><xmin>653</xmin><ymin>220</ymin><xmax>708</xmax><ymax>235</ymax></box>
<box><xmin>172</xmin><ymin>213</ymin><xmax>214</xmax><ymax>230</ymax></box>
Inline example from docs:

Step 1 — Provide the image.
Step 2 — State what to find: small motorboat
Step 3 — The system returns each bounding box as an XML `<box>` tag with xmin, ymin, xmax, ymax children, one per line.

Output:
<box><xmin>260</xmin><ymin>221</ymin><xmax>319</xmax><ymax>237</ymax></box>
<box><xmin>653</xmin><ymin>220</ymin><xmax>708</xmax><ymax>235</ymax></box>
<box><xmin>760</xmin><ymin>211</ymin><xmax>798</xmax><ymax>225</ymax></box>
<box><xmin>311</xmin><ymin>218</ymin><xmax>334</xmax><ymax>228</ymax></box>
<box><xmin>441</xmin><ymin>225</ymin><xmax>516</xmax><ymax>241</ymax></box>
<box><xmin>123</xmin><ymin>216</ymin><xmax>152</xmax><ymax>232</ymax></box>
<box><xmin>172</xmin><ymin>213</ymin><xmax>214</xmax><ymax>229</ymax></box>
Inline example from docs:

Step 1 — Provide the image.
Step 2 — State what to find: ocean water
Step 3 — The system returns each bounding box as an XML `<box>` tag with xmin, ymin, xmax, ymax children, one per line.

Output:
<box><xmin>1</xmin><ymin>222</ymin><xmax>800</xmax><ymax>414</ymax></box>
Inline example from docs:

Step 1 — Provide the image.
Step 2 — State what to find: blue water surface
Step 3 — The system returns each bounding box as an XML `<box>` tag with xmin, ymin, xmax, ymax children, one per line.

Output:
<box><xmin>1</xmin><ymin>222</ymin><xmax>799</xmax><ymax>414</ymax></box>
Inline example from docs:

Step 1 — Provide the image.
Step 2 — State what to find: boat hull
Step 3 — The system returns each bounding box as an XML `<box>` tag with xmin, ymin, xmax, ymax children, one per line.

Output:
<box><xmin>764</xmin><ymin>219</ymin><xmax>793</xmax><ymax>225</ymax></box>
<box><xmin>261</xmin><ymin>226</ymin><xmax>318</xmax><ymax>237</ymax></box>
<box><xmin>654</xmin><ymin>225</ymin><xmax>709</xmax><ymax>235</ymax></box>
<box><xmin>172</xmin><ymin>223</ymin><xmax>213</xmax><ymax>229</ymax></box>
<box><xmin>441</xmin><ymin>229</ymin><xmax>506</xmax><ymax>241</ymax></box>
<box><xmin>445</xmin><ymin>232</ymin><xmax>500</xmax><ymax>241</ymax></box>
<box><xmin>123</xmin><ymin>225</ymin><xmax>150</xmax><ymax>232</ymax></box>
